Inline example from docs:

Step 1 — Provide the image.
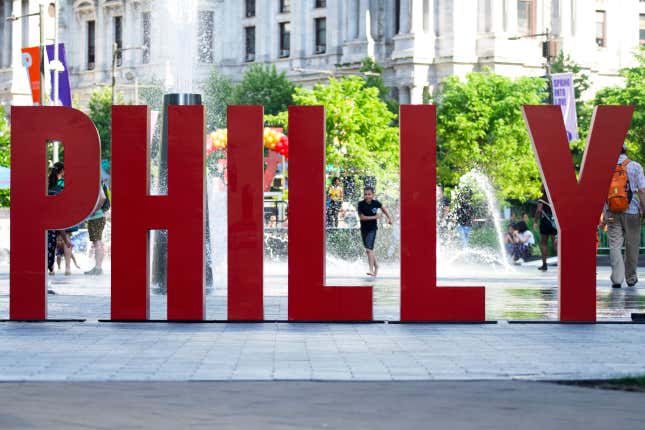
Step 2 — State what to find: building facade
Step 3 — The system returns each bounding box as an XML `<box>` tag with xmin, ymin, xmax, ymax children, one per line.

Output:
<box><xmin>0</xmin><ymin>0</ymin><xmax>642</xmax><ymax>109</ymax></box>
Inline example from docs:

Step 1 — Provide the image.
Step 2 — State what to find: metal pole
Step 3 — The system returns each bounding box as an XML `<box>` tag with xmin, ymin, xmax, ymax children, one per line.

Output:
<box><xmin>52</xmin><ymin>1</ymin><xmax>59</xmax><ymax>162</ymax></box>
<box><xmin>111</xmin><ymin>42</ymin><xmax>117</xmax><ymax>105</ymax></box>
<box><xmin>53</xmin><ymin>0</ymin><xmax>59</xmax><ymax>106</ymax></box>
<box><xmin>38</xmin><ymin>4</ymin><xmax>45</xmax><ymax>106</ymax></box>
<box><xmin>134</xmin><ymin>75</ymin><xmax>139</xmax><ymax>104</ymax></box>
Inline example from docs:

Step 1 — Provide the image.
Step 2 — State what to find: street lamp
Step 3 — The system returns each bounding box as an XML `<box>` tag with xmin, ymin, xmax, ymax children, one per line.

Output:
<box><xmin>48</xmin><ymin>2</ymin><xmax>61</xmax><ymax>107</ymax></box>
<box><xmin>508</xmin><ymin>28</ymin><xmax>558</xmax><ymax>77</ymax></box>
<box><xmin>6</xmin><ymin>3</ymin><xmax>48</xmax><ymax>105</ymax></box>
<box><xmin>291</xmin><ymin>67</ymin><xmax>381</xmax><ymax>78</ymax></box>
<box><xmin>111</xmin><ymin>44</ymin><xmax>147</xmax><ymax>105</ymax></box>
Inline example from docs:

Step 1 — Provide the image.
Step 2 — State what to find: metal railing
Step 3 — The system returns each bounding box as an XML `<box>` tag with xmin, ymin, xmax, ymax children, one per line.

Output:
<box><xmin>597</xmin><ymin>226</ymin><xmax>645</xmax><ymax>253</ymax></box>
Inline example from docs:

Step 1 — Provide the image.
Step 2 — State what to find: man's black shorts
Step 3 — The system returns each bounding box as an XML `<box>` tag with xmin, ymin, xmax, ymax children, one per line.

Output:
<box><xmin>539</xmin><ymin>217</ymin><xmax>558</xmax><ymax>236</ymax></box>
<box><xmin>361</xmin><ymin>229</ymin><xmax>377</xmax><ymax>251</ymax></box>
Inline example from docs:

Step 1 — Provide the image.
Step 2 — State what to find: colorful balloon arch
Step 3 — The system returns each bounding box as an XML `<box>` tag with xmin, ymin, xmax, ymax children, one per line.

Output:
<box><xmin>207</xmin><ymin>128</ymin><xmax>289</xmax><ymax>158</ymax></box>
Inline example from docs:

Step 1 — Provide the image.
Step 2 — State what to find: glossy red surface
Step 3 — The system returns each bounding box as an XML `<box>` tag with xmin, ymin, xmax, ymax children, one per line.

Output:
<box><xmin>399</xmin><ymin>105</ymin><xmax>486</xmax><ymax>321</ymax></box>
<box><xmin>523</xmin><ymin>105</ymin><xmax>634</xmax><ymax>321</ymax></box>
<box><xmin>10</xmin><ymin>107</ymin><xmax>101</xmax><ymax>320</ymax></box>
<box><xmin>287</xmin><ymin>106</ymin><xmax>373</xmax><ymax>321</ymax></box>
<box><xmin>227</xmin><ymin>106</ymin><xmax>264</xmax><ymax>320</ymax></box>
<box><xmin>111</xmin><ymin>106</ymin><xmax>205</xmax><ymax>321</ymax></box>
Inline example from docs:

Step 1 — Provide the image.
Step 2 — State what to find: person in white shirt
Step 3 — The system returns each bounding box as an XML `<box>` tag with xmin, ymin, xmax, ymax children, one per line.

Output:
<box><xmin>512</xmin><ymin>221</ymin><xmax>535</xmax><ymax>263</ymax></box>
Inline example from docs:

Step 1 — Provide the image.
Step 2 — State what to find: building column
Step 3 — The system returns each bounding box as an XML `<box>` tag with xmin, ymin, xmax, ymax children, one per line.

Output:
<box><xmin>409</xmin><ymin>0</ymin><xmax>424</xmax><ymax>34</ymax></box>
<box><xmin>96</xmin><ymin>5</ymin><xmax>107</xmax><ymax>75</ymax></box>
<box><xmin>9</xmin><ymin>0</ymin><xmax>27</xmax><ymax>104</ymax></box>
<box><xmin>347</xmin><ymin>0</ymin><xmax>358</xmax><ymax>40</ymax></box>
<box><xmin>399</xmin><ymin>0</ymin><xmax>411</xmax><ymax>34</ymax></box>
<box><xmin>410</xmin><ymin>84</ymin><xmax>425</xmax><ymax>104</ymax></box>
<box><xmin>357</xmin><ymin>0</ymin><xmax>369</xmax><ymax>39</ymax></box>
<box><xmin>10</xmin><ymin>0</ymin><xmax>21</xmax><ymax>71</ymax></box>
<box><xmin>491</xmin><ymin>0</ymin><xmax>505</xmax><ymax>34</ymax></box>
<box><xmin>422</xmin><ymin>0</ymin><xmax>434</xmax><ymax>35</ymax></box>
<box><xmin>506</xmin><ymin>0</ymin><xmax>518</xmax><ymax>35</ymax></box>
<box><xmin>398</xmin><ymin>85</ymin><xmax>411</xmax><ymax>104</ymax></box>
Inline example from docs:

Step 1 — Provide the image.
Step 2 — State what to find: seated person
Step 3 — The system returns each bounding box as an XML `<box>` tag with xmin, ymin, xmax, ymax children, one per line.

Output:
<box><xmin>504</xmin><ymin>223</ymin><xmax>517</xmax><ymax>256</ymax></box>
<box><xmin>512</xmin><ymin>221</ymin><xmax>535</xmax><ymax>263</ymax></box>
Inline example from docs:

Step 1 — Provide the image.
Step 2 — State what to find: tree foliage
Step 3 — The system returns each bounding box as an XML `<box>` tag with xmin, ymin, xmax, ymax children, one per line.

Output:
<box><xmin>0</xmin><ymin>106</ymin><xmax>9</xmax><ymax>206</ymax></box>
<box><xmin>594</xmin><ymin>47</ymin><xmax>645</xmax><ymax>164</ymax></box>
<box><xmin>293</xmin><ymin>76</ymin><xmax>399</xmax><ymax>181</ymax></box>
<box><xmin>230</xmin><ymin>64</ymin><xmax>295</xmax><ymax>116</ymax></box>
<box><xmin>433</xmin><ymin>72</ymin><xmax>547</xmax><ymax>202</ymax></box>
<box><xmin>138</xmin><ymin>77</ymin><xmax>166</xmax><ymax>112</ymax></box>
<box><xmin>202</xmin><ymin>68</ymin><xmax>234</xmax><ymax>131</ymax></box>
<box><xmin>88</xmin><ymin>86</ymin><xmax>123</xmax><ymax>160</ymax></box>
<box><xmin>359</xmin><ymin>58</ymin><xmax>399</xmax><ymax>114</ymax></box>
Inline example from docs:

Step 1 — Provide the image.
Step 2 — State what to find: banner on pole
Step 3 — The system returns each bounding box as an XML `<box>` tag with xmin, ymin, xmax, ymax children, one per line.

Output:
<box><xmin>45</xmin><ymin>43</ymin><xmax>72</xmax><ymax>107</ymax></box>
<box><xmin>551</xmin><ymin>72</ymin><xmax>579</xmax><ymax>141</ymax></box>
<box><xmin>20</xmin><ymin>47</ymin><xmax>41</xmax><ymax>105</ymax></box>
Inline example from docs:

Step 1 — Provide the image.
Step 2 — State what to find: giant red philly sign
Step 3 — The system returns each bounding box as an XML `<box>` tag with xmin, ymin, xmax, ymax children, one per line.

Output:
<box><xmin>9</xmin><ymin>104</ymin><xmax>633</xmax><ymax>322</ymax></box>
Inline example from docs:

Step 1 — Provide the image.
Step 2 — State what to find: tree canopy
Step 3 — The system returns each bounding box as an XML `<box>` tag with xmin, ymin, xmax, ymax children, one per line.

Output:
<box><xmin>293</xmin><ymin>76</ymin><xmax>399</xmax><ymax>182</ymax></box>
<box><xmin>359</xmin><ymin>58</ymin><xmax>399</xmax><ymax>115</ymax></box>
<box><xmin>88</xmin><ymin>86</ymin><xmax>123</xmax><ymax>160</ymax></box>
<box><xmin>594</xmin><ymin>48</ymin><xmax>645</xmax><ymax>164</ymax></box>
<box><xmin>230</xmin><ymin>64</ymin><xmax>295</xmax><ymax>116</ymax></box>
<box><xmin>433</xmin><ymin>72</ymin><xmax>547</xmax><ymax>201</ymax></box>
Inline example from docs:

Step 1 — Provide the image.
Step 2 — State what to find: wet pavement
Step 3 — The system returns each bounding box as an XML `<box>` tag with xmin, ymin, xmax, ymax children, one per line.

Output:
<box><xmin>0</xmin><ymin>259</ymin><xmax>644</xmax><ymax>382</ymax></box>
<box><xmin>0</xmin><ymin>258</ymin><xmax>643</xmax><ymax>321</ymax></box>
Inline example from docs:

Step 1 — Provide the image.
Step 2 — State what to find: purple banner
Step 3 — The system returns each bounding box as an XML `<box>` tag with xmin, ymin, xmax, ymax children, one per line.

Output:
<box><xmin>551</xmin><ymin>72</ymin><xmax>579</xmax><ymax>142</ymax></box>
<box><xmin>45</xmin><ymin>43</ymin><xmax>72</xmax><ymax>107</ymax></box>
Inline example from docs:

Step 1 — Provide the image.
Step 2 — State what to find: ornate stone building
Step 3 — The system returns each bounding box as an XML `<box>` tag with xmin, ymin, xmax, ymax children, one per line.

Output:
<box><xmin>0</xmin><ymin>0</ymin><xmax>642</xmax><ymax>108</ymax></box>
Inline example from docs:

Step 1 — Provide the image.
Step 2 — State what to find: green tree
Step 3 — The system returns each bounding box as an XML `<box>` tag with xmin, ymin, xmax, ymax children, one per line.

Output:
<box><xmin>293</xmin><ymin>76</ymin><xmax>399</xmax><ymax>181</ymax></box>
<box><xmin>138</xmin><ymin>77</ymin><xmax>166</xmax><ymax>112</ymax></box>
<box><xmin>88</xmin><ymin>86</ymin><xmax>123</xmax><ymax>160</ymax></box>
<box><xmin>231</xmin><ymin>64</ymin><xmax>296</xmax><ymax>115</ymax></box>
<box><xmin>0</xmin><ymin>106</ymin><xmax>9</xmax><ymax>206</ymax></box>
<box><xmin>359</xmin><ymin>58</ymin><xmax>399</xmax><ymax>114</ymax></box>
<box><xmin>594</xmin><ymin>47</ymin><xmax>645</xmax><ymax>164</ymax></box>
<box><xmin>202</xmin><ymin>68</ymin><xmax>234</xmax><ymax>131</ymax></box>
<box><xmin>433</xmin><ymin>72</ymin><xmax>547</xmax><ymax>201</ymax></box>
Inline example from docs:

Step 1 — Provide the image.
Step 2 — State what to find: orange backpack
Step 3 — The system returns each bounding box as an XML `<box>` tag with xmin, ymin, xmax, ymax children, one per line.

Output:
<box><xmin>607</xmin><ymin>159</ymin><xmax>632</xmax><ymax>213</ymax></box>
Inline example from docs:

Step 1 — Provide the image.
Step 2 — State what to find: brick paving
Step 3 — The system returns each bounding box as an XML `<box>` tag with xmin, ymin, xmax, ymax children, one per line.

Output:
<box><xmin>0</xmin><ymin>263</ymin><xmax>643</xmax><ymax>382</ymax></box>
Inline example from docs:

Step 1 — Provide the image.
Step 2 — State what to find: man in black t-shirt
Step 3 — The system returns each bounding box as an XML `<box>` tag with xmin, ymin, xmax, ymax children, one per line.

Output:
<box><xmin>357</xmin><ymin>187</ymin><xmax>393</xmax><ymax>277</ymax></box>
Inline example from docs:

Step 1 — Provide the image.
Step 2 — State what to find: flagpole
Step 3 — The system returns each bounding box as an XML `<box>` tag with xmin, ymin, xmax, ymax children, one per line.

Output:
<box><xmin>53</xmin><ymin>1</ymin><xmax>59</xmax><ymax>106</ymax></box>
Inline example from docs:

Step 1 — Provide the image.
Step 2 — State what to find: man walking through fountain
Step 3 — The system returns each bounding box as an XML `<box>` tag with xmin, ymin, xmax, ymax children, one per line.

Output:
<box><xmin>358</xmin><ymin>187</ymin><xmax>393</xmax><ymax>277</ymax></box>
<box><xmin>604</xmin><ymin>144</ymin><xmax>645</xmax><ymax>288</ymax></box>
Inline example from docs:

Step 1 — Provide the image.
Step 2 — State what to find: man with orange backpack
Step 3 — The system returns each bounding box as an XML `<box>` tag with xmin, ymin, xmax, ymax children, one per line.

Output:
<box><xmin>604</xmin><ymin>145</ymin><xmax>645</xmax><ymax>288</ymax></box>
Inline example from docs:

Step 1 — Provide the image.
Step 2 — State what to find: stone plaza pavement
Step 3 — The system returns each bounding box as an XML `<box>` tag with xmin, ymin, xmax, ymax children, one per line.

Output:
<box><xmin>0</xmin><ymin>263</ymin><xmax>644</xmax><ymax>382</ymax></box>
<box><xmin>0</xmin><ymin>321</ymin><xmax>644</xmax><ymax>382</ymax></box>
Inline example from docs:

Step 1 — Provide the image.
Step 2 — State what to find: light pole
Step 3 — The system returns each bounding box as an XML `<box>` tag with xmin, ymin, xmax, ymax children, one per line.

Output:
<box><xmin>6</xmin><ymin>4</ymin><xmax>47</xmax><ymax>106</ymax></box>
<box><xmin>111</xmin><ymin>44</ymin><xmax>147</xmax><ymax>105</ymax></box>
<box><xmin>291</xmin><ymin>67</ymin><xmax>380</xmax><ymax>78</ymax></box>
<box><xmin>49</xmin><ymin>2</ymin><xmax>59</xmax><ymax>107</ymax></box>
<box><xmin>508</xmin><ymin>29</ymin><xmax>559</xmax><ymax>103</ymax></box>
<box><xmin>508</xmin><ymin>28</ymin><xmax>557</xmax><ymax>78</ymax></box>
